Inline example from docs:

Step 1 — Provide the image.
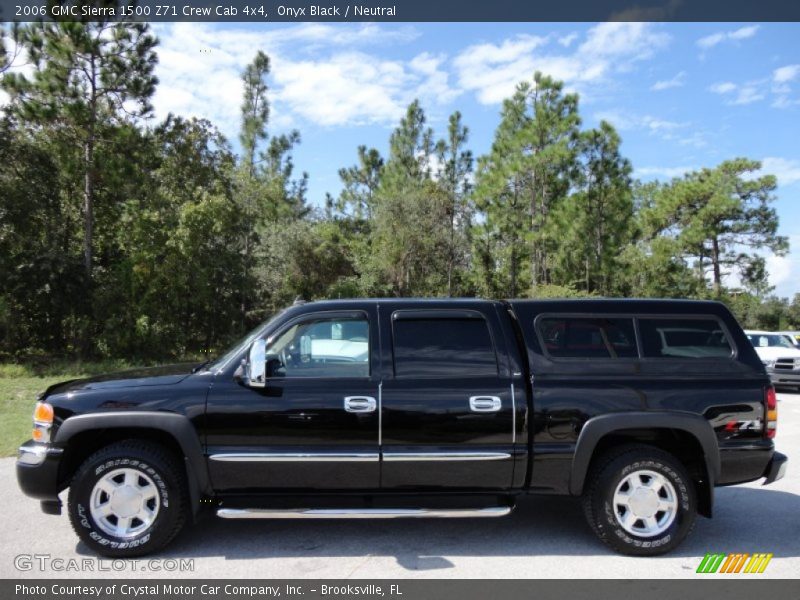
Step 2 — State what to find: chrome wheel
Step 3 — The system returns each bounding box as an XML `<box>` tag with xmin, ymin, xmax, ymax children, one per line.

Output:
<box><xmin>89</xmin><ymin>468</ymin><xmax>161</xmax><ymax>538</ymax></box>
<box><xmin>612</xmin><ymin>469</ymin><xmax>677</xmax><ymax>537</ymax></box>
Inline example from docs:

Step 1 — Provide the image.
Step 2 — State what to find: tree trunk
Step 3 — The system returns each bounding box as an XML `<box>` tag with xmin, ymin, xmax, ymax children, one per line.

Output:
<box><xmin>447</xmin><ymin>194</ymin><xmax>456</xmax><ymax>297</ymax></box>
<box><xmin>83</xmin><ymin>53</ymin><xmax>98</xmax><ymax>281</ymax></box>
<box><xmin>530</xmin><ymin>178</ymin><xmax>538</xmax><ymax>289</ymax></box>
<box><xmin>510</xmin><ymin>241</ymin><xmax>518</xmax><ymax>298</ymax></box>
<box><xmin>83</xmin><ymin>134</ymin><xmax>94</xmax><ymax>279</ymax></box>
<box><xmin>711</xmin><ymin>236</ymin><xmax>722</xmax><ymax>296</ymax></box>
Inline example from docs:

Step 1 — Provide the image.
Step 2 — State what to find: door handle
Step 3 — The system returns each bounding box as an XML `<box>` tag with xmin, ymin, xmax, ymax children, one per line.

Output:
<box><xmin>469</xmin><ymin>396</ymin><xmax>502</xmax><ymax>412</ymax></box>
<box><xmin>344</xmin><ymin>396</ymin><xmax>377</xmax><ymax>413</ymax></box>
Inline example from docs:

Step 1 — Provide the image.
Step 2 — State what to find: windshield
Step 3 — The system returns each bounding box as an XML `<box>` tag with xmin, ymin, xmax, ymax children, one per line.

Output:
<box><xmin>747</xmin><ymin>334</ymin><xmax>795</xmax><ymax>349</ymax></box>
<box><xmin>207</xmin><ymin>309</ymin><xmax>288</xmax><ymax>371</ymax></box>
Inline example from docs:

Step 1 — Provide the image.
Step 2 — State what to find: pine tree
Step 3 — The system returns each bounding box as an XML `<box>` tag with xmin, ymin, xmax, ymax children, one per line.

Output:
<box><xmin>650</xmin><ymin>158</ymin><xmax>788</xmax><ymax>296</ymax></box>
<box><xmin>473</xmin><ymin>72</ymin><xmax>580</xmax><ymax>296</ymax></box>
<box><xmin>3</xmin><ymin>19</ymin><xmax>158</xmax><ymax>280</ymax></box>
<box><xmin>551</xmin><ymin>121</ymin><xmax>633</xmax><ymax>294</ymax></box>
<box><xmin>368</xmin><ymin>101</ymin><xmax>450</xmax><ymax>296</ymax></box>
<box><xmin>337</xmin><ymin>145</ymin><xmax>384</xmax><ymax>220</ymax></box>
<box><xmin>435</xmin><ymin>111</ymin><xmax>473</xmax><ymax>296</ymax></box>
<box><xmin>239</xmin><ymin>51</ymin><xmax>270</xmax><ymax>176</ymax></box>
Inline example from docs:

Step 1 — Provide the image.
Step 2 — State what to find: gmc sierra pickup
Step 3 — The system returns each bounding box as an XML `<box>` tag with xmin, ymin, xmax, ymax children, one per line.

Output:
<box><xmin>17</xmin><ymin>298</ymin><xmax>787</xmax><ymax>557</ymax></box>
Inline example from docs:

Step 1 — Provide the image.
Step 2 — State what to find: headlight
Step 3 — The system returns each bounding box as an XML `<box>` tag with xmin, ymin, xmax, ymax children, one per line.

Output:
<box><xmin>762</xmin><ymin>359</ymin><xmax>776</xmax><ymax>369</ymax></box>
<box><xmin>31</xmin><ymin>401</ymin><xmax>54</xmax><ymax>443</ymax></box>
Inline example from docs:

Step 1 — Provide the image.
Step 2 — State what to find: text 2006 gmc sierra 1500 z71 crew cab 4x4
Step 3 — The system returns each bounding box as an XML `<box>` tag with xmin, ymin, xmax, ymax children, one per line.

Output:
<box><xmin>17</xmin><ymin>298</ymin><xmax>787</xmax><ymax>557</ymax></box>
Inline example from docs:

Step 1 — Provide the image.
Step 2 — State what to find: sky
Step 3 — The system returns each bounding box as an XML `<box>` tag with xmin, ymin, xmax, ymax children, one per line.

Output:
<box><xmin>8</xmin><ymin>21</ymin><xmax>800</xmax><ymax>297</ymax></box>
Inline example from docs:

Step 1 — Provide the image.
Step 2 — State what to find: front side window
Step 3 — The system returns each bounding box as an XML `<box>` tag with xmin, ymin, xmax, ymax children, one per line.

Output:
<box><xmin>265</xmin><ymin>316</ymin><xmax>369</xmax><ymax>378</ymax></box>
<box><xmin>746</xmin><ymin>333</ymin><xmax>794</xmax><ymax>349</ymax></box>
<box><xmin>640</xmin><ymin>318</ymin><xmax>733</xmax><ymax>359</ymax></box>
<box><xmin>537</xmin><ymin>317</ymin><xmax>637</xmax><ymax>359</ymax></box>
<box><xmin>393</xmin><ymin>317</ymin><xmax>498</xmax><ymax>377</ymax></box>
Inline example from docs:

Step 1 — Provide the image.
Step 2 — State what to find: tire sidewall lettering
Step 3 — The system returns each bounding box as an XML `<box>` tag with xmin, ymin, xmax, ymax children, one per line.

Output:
<box><xmin>599</xmin><ymin>456</ymin><xmax>693</xmax><ymax>552</ymax></box>
<box><xmin>80</xmin><ymin>458</ymin><xmax>170</xmax><ymax>549</ymax></box>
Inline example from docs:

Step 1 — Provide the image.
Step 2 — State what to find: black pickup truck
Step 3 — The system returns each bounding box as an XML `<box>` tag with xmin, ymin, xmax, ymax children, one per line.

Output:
<box><xmin>17</xmin><ymin>298</ymin><xmax>787</xmax><ymax>557</ymax></box>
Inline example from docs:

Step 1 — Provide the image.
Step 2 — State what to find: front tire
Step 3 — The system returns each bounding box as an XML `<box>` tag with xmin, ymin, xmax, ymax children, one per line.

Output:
<box><xmin>582</xmin><ymin>445</ymin><xmax>697</xmax><ymax>556</ymax></box>
<box><xmin>68</xmin><ymin>440</ymin><xmax>187</xmax><ymax>557</ymax></box>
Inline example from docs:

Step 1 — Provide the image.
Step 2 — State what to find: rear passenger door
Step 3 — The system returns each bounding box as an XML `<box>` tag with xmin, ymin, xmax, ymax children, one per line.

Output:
<box><xmin>379</xmin><ymin>307</ymin><xmax>515</xmax><ymax>490</ymax></box>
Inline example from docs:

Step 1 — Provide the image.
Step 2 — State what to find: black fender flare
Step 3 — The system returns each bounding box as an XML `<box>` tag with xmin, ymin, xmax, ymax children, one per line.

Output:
<box><xmin>54</xmin><ymin>412</ymin><xmax>210</xmax><ymax>517</ymax></box>
<box><xmin>569</xmin><ymin>411</ymin><xmax>721</xmax><ymax>499</ymax></box>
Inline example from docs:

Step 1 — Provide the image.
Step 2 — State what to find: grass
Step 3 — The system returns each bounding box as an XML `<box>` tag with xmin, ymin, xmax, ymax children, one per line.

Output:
<box><xmin>0</xmin><ymin>361</ymin><xmax>149</xmax><ymax>457</ymax></box>
<box><xmin>0</xmin><ymin>375</ymin><xmax>70</xmax><ymax>457</ymax></box>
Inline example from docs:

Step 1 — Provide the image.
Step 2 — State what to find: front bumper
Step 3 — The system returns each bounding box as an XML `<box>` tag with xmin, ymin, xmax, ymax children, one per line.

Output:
<box><xmin>763</xmin><ymin>452</ymin><xmax>788</xmax><ymax>485</ymax></box>
<box><xmin>766</xmin><ymin>367</ymin><xmax>800</xmax><ymax>387</ymax></box>
<box><xmin>16</xmin><ymin>440</ymin><xmax>64</xmax><ymax>504</ymax></box>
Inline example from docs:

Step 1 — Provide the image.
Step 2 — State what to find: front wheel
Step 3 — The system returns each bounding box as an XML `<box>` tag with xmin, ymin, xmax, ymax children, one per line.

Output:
<box><xmin>582</xmin><ymin>445</ymin><xmax>697</xmax><ymax>556</ymax></box>
<box><xmin>68</xmin><ymin>440</ymin><xmax>187</xmax><ymax>557</ymax></box>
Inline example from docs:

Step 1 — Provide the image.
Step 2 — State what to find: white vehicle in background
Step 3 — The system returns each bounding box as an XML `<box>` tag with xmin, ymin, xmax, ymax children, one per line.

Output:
<box><xmin>745</xmin><ymin>330</ymin><xmax>800</xmax><ymax>391</ymax></box>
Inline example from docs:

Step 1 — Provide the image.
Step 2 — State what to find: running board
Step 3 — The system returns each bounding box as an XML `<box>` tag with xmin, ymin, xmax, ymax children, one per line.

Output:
<box><xmin>216</xmin><ymin>506</ymin><xmax>512</xmax><ymax>519</ymax></box>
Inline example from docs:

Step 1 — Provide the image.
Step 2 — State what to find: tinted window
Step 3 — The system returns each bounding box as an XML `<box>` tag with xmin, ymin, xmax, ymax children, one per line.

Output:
<box><xmin>265</xmin><ymin>317</ymin><xmax>369</xmax><ymax>378</ymax></box>
<box><xmin>538</xmin><ymin>317</ymin><xmax>637</xmax><ymax>358</ymax></box>
<box><xmin>639</xmin><ymin>318</ymin><xmax>732</xmax><ymax>359</ymax></box>
<box><xmin>393</xmin><ymin>317</ymin><xmax>498</xmax><ymax>377</ymax></box>
<box><xmin>746</xmin><ymin>333</ymin><xmax>794</xmax><ymax>349</ymax></box>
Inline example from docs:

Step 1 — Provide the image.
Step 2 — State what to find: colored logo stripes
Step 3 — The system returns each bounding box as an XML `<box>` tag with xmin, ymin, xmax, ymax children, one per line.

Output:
<box><xmin>696</xmin><ymin>553</ymin><xmax>773</xmax><ymax>574</ymax></box>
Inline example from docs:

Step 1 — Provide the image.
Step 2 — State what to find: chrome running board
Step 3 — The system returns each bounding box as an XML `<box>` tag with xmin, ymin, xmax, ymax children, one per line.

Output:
<box><xmin>216</xmin><ymin>506</ymin><xmax>512</xmax><ymax>519</ymax></box>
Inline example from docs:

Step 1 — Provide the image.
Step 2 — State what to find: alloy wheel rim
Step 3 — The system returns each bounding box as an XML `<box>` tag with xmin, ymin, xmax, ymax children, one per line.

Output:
<box><xmin>612</xmin><ymin>469</ymin><xmax>678</xmax><ymax>537</ymax></box>
<box><xmin>89</xmin><ymin>467</ymin><xmax>161</xmax><ymax>538</ymax></box>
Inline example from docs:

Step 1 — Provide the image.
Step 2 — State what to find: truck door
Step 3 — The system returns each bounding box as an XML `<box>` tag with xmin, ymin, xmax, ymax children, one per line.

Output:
<box><xmin>379</xmin><ymin>306</ymin><xmax>516</xmax><ymax>490</ymax></box>
<box><xmin>204</xmin><ymin>308</ymin><xmax>380</xmax><ymax>491</ymax></box>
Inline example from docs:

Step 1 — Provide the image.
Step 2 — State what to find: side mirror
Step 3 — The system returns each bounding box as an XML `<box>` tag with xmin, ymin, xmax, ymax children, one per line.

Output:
<box><xmin>247</xmin><ymin>338</ymin><xmax>267</xmax><ymax>388</ymax></box>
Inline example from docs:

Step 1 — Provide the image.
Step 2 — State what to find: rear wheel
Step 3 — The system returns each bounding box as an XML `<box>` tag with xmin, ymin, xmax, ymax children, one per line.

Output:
<box><xmin>68</xmin><ymin>440</ymin><xmax>187</xmax><ymax>557</ymax></box>
<box><xmin>582</xmin><ymin>445</ymin><xmax>697</xmax><ymax>556</ymax></box>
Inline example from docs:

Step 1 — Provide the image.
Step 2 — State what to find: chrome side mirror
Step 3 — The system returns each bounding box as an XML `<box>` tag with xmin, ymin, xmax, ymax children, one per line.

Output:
<box><xmin>247</xmin><ymin>338</ymin><xmax>266</xmax><ymax>388</ymax></box>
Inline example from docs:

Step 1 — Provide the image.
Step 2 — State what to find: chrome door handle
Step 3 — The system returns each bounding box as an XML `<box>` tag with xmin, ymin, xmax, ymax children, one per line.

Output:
<box><xmin>344</xmin><ymin>396</ymin><xmax>377</xmax><ymax>413</ymax></box>
<box><xmin>469</xmin><ymin>396</ymin><xmax>502</xmax><ymax>412</ymax></box>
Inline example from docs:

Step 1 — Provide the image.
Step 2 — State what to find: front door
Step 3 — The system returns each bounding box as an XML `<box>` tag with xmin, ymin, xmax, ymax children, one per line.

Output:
<box><xmin>379</xmin><ymin>306</ymin><xmax>516</xmax><ymax>490</ymax></box>
<box><xmin>205</xmin><ymin>309</ymin><xmax>380</xmax><ymax>492</ymax></box>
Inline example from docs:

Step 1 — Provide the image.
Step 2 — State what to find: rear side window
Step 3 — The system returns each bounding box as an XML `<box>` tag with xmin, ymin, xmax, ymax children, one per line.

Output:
<box><xmin>639</xmin><ymin>318</ymin><xmax>733</xmax><ymax>359</ymax></box>
<box><xmin>393</xmin><ymin>317</ymin><xmax>498</xmax><ymax>377</ymax></box>
<box><xmin>537</xmin><ymin>317</ymin><xmax>637</xmax><ymax>359</ymax></box>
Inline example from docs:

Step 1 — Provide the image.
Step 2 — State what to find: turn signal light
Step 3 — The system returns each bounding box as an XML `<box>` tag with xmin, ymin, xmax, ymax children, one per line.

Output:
<box><xmin>765</xmin><ymin>386</ymin><xmax>777</xmax><ymax>439</ymax></box>
<box><xmin>33</xmin><ymin>401</ymin><xmax>54</xmax><ymax>424</ymax></box>
<box><xmin>32</xmin><ymin>401</ymin><xmax>54</xmax><ymax>444</ymax></box>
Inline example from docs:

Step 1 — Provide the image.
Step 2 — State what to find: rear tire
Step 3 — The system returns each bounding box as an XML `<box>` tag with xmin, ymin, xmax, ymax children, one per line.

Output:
<box><xmin>68</xmin><ymin>440</ymin><xmax>187</xmax><ymax>557</ymax></box>
<box><xmin>582</xmin><ymin>445</ymin><xmax>696</xmax><ymax>556</ymax></box>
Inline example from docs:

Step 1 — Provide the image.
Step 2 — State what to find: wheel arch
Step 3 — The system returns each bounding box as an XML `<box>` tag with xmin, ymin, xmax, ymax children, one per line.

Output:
<box><xmin>570</xmin><ymin>412</ymin><xmax>720</xmax><ymax>518</ymax></box>
<box><xmin>54</xmin><ymin>412</ymin><xmax>210</xmax><ymax>519</ymax></box>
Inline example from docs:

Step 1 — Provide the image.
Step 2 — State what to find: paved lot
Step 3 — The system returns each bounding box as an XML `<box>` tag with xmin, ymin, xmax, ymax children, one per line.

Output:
<box><xmin>1</xmin><ymin>392</ymin><xmax>798</xmax><ymax>579</ymax></box>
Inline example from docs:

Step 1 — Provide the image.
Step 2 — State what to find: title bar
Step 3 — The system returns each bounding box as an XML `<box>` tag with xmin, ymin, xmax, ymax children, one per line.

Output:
<box><xmin>1</xmin><ymin>0</ymin><xmax>800</xmax><ymax>22</ymax></box>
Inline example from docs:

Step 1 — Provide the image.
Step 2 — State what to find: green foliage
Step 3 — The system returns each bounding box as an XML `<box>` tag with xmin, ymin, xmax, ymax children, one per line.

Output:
<box><xmin>787</xmin><ymin>294</ymin><xmax>800</xmax><ymax>327</ymax></box>
<box><xmin>0</xmin><ymin>375</ymin><xmax>72</xmax><ymax>456</ymax></box>
<box><xmin>640</xmin><ymin>159</ymin><xmax>787</xmax><ymax>296</ymax></box>
<box><xmin>474</xmin><ymin>72</ymin><xmax>581</xmax><ymax>296</ymax></box>
<box><xmin>435</xmin><ymin>111</ymin><xmax>474</xmax><ymax>296</ymax></box>
<box><xmin>2</xmin><ymin>18</ymin><xmax>158</xmax><ymax>281</ymax></box>
<box><xmin>551</xmin><ymin>122</ymin><xmax>633</xmax><ymax>295</ymax></box>
<box><xmin>337</xmin><ymin>145</ymin><xmax>384</xmax><ymax>220</ymax></box>
<box><xmin>0</xmin><ymin>37</ymin><xmax>795</xmax><ymax>362</ymax></box>
<box><xmin>240</xmin><ymin>51</ymin><xmax>270</xmax><ymax>174</ymax></box>
<box><xmin>529</xmin><ymin>284</ymin><xmax>596</xmax><ymax>299</ymax></box>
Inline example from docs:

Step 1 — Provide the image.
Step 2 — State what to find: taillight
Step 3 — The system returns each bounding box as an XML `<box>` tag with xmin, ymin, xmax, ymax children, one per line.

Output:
<box><xmin>765</xmin><ymin>386</ymin><xmax>777</xmax><ymax>439</ymax></box>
